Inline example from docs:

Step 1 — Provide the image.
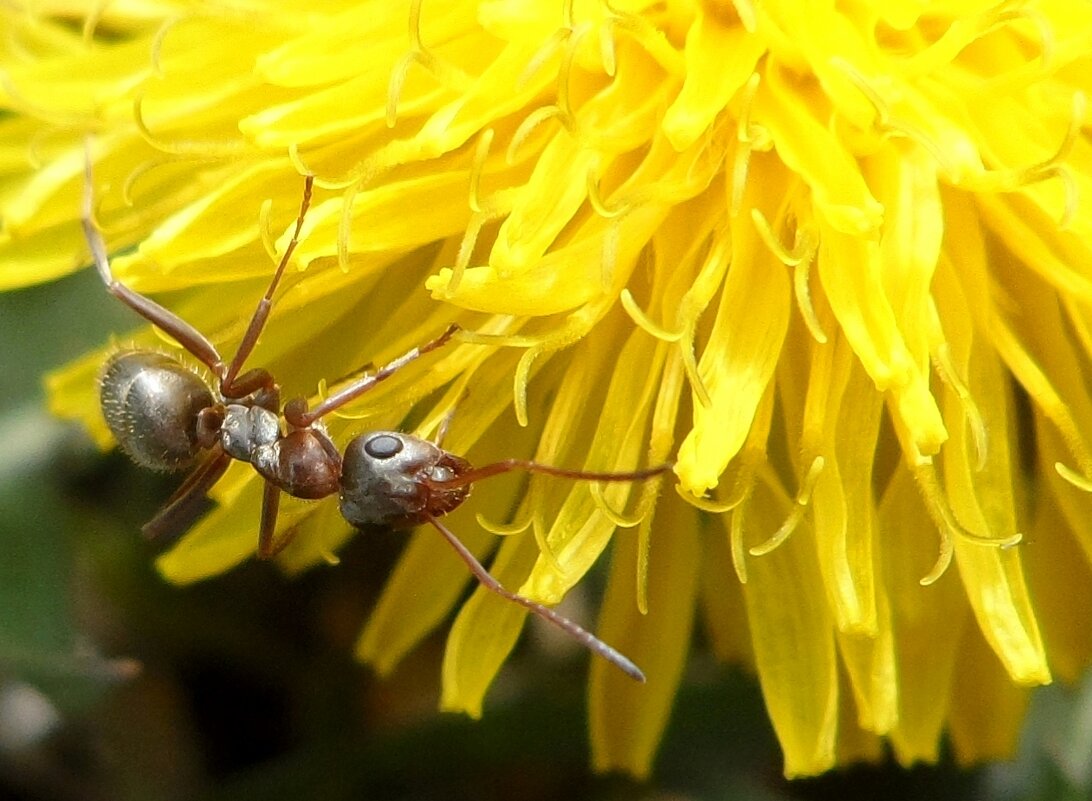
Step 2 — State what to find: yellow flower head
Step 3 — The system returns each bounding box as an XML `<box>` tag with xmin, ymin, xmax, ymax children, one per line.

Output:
<box><xmin>4</xmin><ymin>0</ymin><xmax>1092</xmax><ymax>779</ymax></box>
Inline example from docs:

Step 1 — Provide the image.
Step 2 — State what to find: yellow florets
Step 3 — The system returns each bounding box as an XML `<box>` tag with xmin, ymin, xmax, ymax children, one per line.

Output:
<box><xmin>2</xmin><ymin>0</ymin><xmax>1092</xmax><ymax>779</ymax></box>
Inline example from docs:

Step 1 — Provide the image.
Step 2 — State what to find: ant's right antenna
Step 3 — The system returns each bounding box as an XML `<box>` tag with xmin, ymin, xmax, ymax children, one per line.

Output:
<box><xmin>425</xmin><ymin>512</ymin><xmax>646</xmax><ymax>682</ymax></box>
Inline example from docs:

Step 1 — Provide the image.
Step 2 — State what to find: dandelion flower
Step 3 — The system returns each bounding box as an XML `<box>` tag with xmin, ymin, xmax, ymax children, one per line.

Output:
<box><xmin>3</xmin><ymin>0</ymin><xmax>1092</xmax><ymax>779</ymax></box>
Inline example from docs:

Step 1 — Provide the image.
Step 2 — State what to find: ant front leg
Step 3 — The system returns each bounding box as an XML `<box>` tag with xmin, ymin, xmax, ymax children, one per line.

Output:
<box><xmin>220</xmin><ymin>176</ymin><xmax>315</xmax><ymax>393</ymax></box>
<box><xmin>220</xmin><ymin>366</ymin><xmax>281</xmax><ymax>409</ymax></box>
<box><xmin>284</xmin><ymin>323</ymin><xmax>461</xmax><ymax>428</ymax></box>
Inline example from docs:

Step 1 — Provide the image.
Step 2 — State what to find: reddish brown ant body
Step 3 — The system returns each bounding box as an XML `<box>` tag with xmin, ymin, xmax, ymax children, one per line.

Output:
<box><xmin>84</xmin><ymin>146</ymin><xmax>667</xmax><ymax>682</ymax></box>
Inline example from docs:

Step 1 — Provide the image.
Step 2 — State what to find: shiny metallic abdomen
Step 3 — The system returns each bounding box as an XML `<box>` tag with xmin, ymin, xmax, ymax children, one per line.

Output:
<box><xmin>99</xmin><ymin>351</ymin><xmax>213</xmax><ymax>471</ymax></box>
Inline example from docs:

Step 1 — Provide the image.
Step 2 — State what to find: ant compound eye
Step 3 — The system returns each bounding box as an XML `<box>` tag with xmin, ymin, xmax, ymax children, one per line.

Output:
<box><xmin>364</xmin><ymin>433</ymin><xmax>403</xmax><ymax>459</ymax></box>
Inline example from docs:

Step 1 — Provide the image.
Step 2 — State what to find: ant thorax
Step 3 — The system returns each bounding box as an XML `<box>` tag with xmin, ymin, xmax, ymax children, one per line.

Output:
<box><xmin>220</xmin><ymin>406</ymin><xmax>341</xmax><ymax>501</ymax></box>
<box><xmin>219</xmin><ymin>403</ymin><xmax>280</xmax><ymax>467</ymax></box>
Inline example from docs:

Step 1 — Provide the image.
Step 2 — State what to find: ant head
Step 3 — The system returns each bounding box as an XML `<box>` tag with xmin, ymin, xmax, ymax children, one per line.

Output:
<box><xmin>100</xmin><ymin>351</ymin><xmax>214</xmax><ymax>471</ymax></box>
<box><xmin>338</xmin><ymin>431</ymin><xmax>472</xmax><ymax>529</ymax></box>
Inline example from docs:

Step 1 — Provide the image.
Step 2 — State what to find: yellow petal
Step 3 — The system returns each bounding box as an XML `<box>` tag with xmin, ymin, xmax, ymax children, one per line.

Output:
<box><xmin>938</xmin><ymin>241</ymin><xmax>1050</xmax><ymax>684</ymax></box>
<box><xmin>661</xmin><ymin>9</ymin><xmax>764</xmax><ymax>151</ymax></box>
<box><xmin>676</xmin><ymin>205</ymin><xmax>790</xmax><ymax>494</ymax></box>
<box><xmin>947</xmin><ymin>625</ymin><xmax>1030</xmax><ymax>763</ymax></box>
<box><xmin>755</xmin><ymin>62</ymin><xmax>883</xmax><ymax>237</ymax></box>
<box><xmin>701</xmin><ymin>516</ymin><xmax>753</xmax><ymax>667</ymax></box>
<box><xmin>44</xmin><ymin>345</ymin><xmax>116</xmax><ymax>450</ymax></box>
<box><xmin>1025</xmin><ymin>436</ymin><xmax>1092</xmax><ymax>683</ymax></box>
<box><xmin>742</xmin><ymin>479</ymin><xmax>838</xmax><ymax>777</ymax></box>
<box><xmin>357</xmin><ymin>511</ymin><xmax>489</xmax><ymax>676</ymax></box>
<box><xmin>837</xmin><ymin>621</ymin><xmax>897</xmax><ymax>736</ymax></box>
<box><xmin>523</xmin><ymin>326</ymin><xmax>666</xmax><ymax>602</ymax></box>
<box><xmin>834</xmin><ymin>691</ymin><xmax>885</xmax><ymax>767</ymax></box>
<box><xmin>590</xmin><ymin>492</ymin><xmax>701</xmax><ymax>777</ymax></box>
<box><xmin>440</xmin><ymin>528</ymin><xmax>538</xmax><ymax>717</ymax></box>
<box><xmin>154</xmin><ymin>463</ymin><xmax>266</xmax><ymax>583</ymax></box>
<box><xmin>802</xmin><ymin>335</ymin><xmax>883</xmax><ymax>634</ymax></box>
<box><xmin>881</xmin><ymin>467</ymin><xmax>968</xmax><ymax>765</ymax></box>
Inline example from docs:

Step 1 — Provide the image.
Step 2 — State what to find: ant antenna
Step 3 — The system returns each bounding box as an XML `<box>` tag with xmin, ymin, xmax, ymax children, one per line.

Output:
<box><xmin>425</xmin><ymin>512</ymin><xmax>646</xmax><ymax>682</ymax></box>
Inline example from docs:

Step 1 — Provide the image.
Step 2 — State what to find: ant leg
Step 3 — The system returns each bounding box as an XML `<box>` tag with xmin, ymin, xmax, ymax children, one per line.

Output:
<box><xmin>256</xmin><ymin>481</ymin><xmax>284</xmax><ymax>559</ymax></box>
<box><xmin>220</xmin><ymin>367</ymin><xmax>280</xmax><ymax>407</ymax></box>
<box><xmin>82</xmin><ymin>140</ymin><xmax>224</xmax><ymax>376</ymax></box>
<box><xmin>424</xmin><ymin>513</ymin><xmax>646</xmax><ymax>682</ymax></box>
<box><xmin>428</xmin><ymin>460</ymin><xmax>672</xmax><ymax>493</ymax></box>
<box><xmin>286</xmin><ymin>323</ymin><xmax>461</xmax><ymax>427</ymax></box>
<box><xmin>221</xmin><ymin>176</ymin><xmax>315</xmax><ymax>393</ymax></box>
<box><xmin>257</xmin><ymin>481</ymin><xmax>303</xmax><ymax>559</ymax></box>
<box><xmin>258</xmin><ymin>427</ymin><xmax>339</xmax><ymax>558</ymax></box>
<box><xmin>142</xmin><ymin>447</ymin><xmax>232</xmax><ymax>544</ymax></box>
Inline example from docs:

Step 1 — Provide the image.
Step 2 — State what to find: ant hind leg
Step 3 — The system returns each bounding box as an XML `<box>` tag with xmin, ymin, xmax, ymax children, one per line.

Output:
<box><xmin>142</xmin><ymin>448</ymin><xmax>232</xmax><ymax>544</ymax></box>
<box><xmin>82</xmin><ymin>139</ymin><xmax>225</xmax><ymax>376</ymax></box>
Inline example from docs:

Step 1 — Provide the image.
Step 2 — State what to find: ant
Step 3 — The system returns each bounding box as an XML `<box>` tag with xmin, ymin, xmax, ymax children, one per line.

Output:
<box><xmin>83</xmin><ymin>145</ymin><xmax>669</xmax><ymax>682</ymax></box>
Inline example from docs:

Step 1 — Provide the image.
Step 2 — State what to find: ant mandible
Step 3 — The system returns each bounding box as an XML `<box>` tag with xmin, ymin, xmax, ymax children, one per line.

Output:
<box><xmin>84</xmin><ymin>144</ymin><xmax>668</xmax><ymax>682</ymax></box>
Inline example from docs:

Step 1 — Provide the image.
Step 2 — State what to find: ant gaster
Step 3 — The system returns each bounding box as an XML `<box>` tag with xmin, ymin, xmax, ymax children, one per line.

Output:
<box><xmin>84</xmin><ymin>145</ymin><xmax>668</xmax><ymax>682</ymax></box>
